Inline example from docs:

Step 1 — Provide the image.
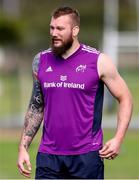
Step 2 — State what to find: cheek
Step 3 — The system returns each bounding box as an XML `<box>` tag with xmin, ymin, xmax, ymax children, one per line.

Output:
<box><xmin>63</xmin><ymin>31</ymin><xmax>73</xmax><ymax>39</ymax></box>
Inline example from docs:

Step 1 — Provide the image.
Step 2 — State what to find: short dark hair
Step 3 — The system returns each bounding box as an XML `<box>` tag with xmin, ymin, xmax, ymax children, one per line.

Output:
<box><xmin>51</xmin><ymin>6</ymin><xmax>80</xmax><ymax>26</ymax></box>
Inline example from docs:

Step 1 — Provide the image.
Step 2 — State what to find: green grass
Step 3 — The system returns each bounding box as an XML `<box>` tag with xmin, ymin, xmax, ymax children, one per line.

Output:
<box><xmin>0</xmin><ymin>129</ymin><xmax>138</xmax><ymax>179</ymax></box>
<box><xmin>0</xmin><ymin>137</ymin><xmax>39</xmax><ymax>179</ymax></box>
<box><xmin>104</xmin><ymin>129</ymin><xmax>139</xmax><ymax>179</ymax></box>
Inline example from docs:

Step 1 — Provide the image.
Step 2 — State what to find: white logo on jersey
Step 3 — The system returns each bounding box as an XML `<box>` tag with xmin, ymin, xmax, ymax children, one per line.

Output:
<box><xmin>76</xmin><ymin>65</ymin><xmax>86</xmax><ymax>72</ymax></box>
<box><xmin>46</xmin><ymin>66</ymin><xmax>53</xmax><ymax>72</ymax></box>
<box><xmin>92</xmin><ymin>142</ymin><xmax>99</xmax><ymax>145</ymax></box>
<box><xmin>82</xmin><ymin>45</ymin><xmax>99</xmax><ymax>54</ymax></box>
<box><xmin>60</xmin><ymin>75</ymin><xmax>67</xmax><ymax>81</ymax></box>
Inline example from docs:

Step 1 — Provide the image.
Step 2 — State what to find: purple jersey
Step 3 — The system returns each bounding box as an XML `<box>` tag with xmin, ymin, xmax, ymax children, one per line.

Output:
<box><xmin>38</xmin><ymin>44</ymin><xmax>104</xmax><ymax>155</ymax></box>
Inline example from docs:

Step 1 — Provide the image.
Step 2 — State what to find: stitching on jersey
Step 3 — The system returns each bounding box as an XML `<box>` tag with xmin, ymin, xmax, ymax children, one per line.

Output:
<box><xmin>82</xmin><ymin>45</ymin><xmax>99</xmax><ymax>54</ymax></box>
<box><xmin>41</xmin><ymin>48</ymin><xmax>52</xmax><ymax>55</ymax></box>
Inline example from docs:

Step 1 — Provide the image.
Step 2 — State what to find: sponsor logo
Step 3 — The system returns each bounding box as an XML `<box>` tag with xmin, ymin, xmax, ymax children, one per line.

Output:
<box><xmin>46</xmin><ymin>66</ymin><xmax>53</xmax><ymax>72</ymax></box>
<box><xmin>44</xmin><ymin>82</ymin><xmax>85</xmax><ymax>90</ymax></box>
<box><xmin>76</xmin><ymin>65</ymin><xmax>86</xmax><ymax>72</ymax></box>
<box><xmin>60</xmin><ymin>75</ymin><xmax>67</xmax><ymax>81</ymax></box>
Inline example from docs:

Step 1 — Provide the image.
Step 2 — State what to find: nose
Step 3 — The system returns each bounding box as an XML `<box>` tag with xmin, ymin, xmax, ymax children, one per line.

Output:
<box><xmin>50</xmin><ymin>28</ymin><xmax>58</xmax><ymax>37</ymax></box>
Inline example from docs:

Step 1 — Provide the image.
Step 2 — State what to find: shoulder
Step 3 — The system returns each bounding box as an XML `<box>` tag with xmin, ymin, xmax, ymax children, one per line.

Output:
<box><xmin>98</xmin><ymin>53</ymin><xmax>118</xmax><ymax>79</ymax></box>
<box><xmin>81</xmin><ymin>44</ymin><xmax>100</xmax><ymax>55</ymax></box>
<box><xmin>32</xmin><ymin>52</ymin><xmax>41</xmax><ymax>75</ymax></box>
<box><xmin>41</xmin><ymin>48</ymin><xmax>52</xmax><ymax>55</ymax></box>
<box><xmin>32</xmin><ymin>48</ymin><xmax>52</xmax><ymax>74</ymax></box>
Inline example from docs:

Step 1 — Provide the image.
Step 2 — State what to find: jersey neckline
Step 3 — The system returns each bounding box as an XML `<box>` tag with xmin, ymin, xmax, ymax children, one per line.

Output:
<box><xmin>53</xmin><ymin>43</ymin><xmax>83</xmax><ymax>62</ymax></box>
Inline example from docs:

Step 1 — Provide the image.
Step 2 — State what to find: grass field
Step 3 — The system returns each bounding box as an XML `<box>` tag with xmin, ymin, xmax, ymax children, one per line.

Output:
<box><xmin>0</xmin><ymin>129</ymin><xmax>138</xmax><ymax>179</ymax></box>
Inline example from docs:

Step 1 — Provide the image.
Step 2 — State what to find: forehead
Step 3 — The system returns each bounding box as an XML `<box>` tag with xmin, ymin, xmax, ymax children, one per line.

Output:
<box><xmin>50</xmin><ymin>15</ymin><xmax>72</xmax><ymax>26</ymax></box>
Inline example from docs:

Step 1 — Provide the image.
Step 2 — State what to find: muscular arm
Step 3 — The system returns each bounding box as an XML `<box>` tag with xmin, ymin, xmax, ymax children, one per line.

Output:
<box><xmin>19</xmin><ymin>53</ymin><xmax>44</xmax><ymax>150</ymax></box>
<box><xmin>18</xmin><ymin>53</ymin><xmax>44</xmax><ymax>177</ymax></box>
<box><xmin>98</xmin><ymin>53</ymin><xmax>133</xmax><ymax>159</ymax></box>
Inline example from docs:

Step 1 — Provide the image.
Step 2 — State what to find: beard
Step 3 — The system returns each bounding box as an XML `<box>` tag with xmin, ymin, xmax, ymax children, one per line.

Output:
<box><xmin>51</xmin><ymin>35</ymin><xmax>73</xmax><ymax>57</ymax></box>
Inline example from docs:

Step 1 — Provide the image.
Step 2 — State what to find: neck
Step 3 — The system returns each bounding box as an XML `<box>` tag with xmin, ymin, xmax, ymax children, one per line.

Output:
<box><xmin>62</xmin><ymin>39</ymin><xmax>80</xmax><ymax>59</ymax></box>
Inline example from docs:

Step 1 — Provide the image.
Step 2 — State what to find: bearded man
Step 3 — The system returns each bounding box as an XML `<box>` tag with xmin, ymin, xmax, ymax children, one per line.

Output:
<box><xmin>17</xmin><ymin>6</ymin><xmax>133</xmax><ymax>179</ymax></box>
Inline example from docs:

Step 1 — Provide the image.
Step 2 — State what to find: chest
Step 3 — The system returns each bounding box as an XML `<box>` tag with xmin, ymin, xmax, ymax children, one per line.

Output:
<box><xmin>39</xmin><ymin>54</ymin><xmax>99</xmax><ymax>92</ymax></box>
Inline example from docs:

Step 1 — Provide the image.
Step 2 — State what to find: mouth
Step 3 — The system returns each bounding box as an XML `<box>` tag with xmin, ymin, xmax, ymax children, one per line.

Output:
<box><xmin>52</xmin><ymin>39</ymin><xmax>62</xmax><ymax>47</ymax></box>
<box><xmin>52</xmin><ymin>38</ymin><xmax>62</xmax><ymax>42</ymax></box>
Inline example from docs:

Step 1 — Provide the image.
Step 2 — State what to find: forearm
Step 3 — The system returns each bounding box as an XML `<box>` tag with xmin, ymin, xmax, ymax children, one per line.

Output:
<box><xmin>17</xmin><ymin>52</ymin><xmax>44</xmax><ymax>177</ymax></box>
<box><xmin>19</xmin><ymin>109</ymin><xmax>43</xmax><ymax>150</ymax></box>
<box><xmin>115</xmin><ymin>95</ymin><xmax>133</xmax><ymax>143</ymax></box>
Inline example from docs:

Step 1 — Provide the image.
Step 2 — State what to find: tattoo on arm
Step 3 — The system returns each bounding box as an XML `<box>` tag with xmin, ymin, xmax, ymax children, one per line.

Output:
<box><xmin>21</xmin><ymin>53</ymin><xmax>44</xmax><ymax>150</ymax></box>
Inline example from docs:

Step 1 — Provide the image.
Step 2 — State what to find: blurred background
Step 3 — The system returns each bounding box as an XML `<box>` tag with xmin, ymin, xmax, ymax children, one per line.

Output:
<box><xmin>0</xmin><ymin>0</ymin><xmax>138</xmax><ymax>179</ymax></box>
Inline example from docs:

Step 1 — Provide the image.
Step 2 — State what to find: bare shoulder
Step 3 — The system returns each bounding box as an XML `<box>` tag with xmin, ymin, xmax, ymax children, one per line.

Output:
<box><xmin>98</xmin><ymin>53</ymin><xmax>118</xmax><ymax>80</ymax></box>
<box><xmin>32</xmin><ymin>52</ymin><xmax>41</xmax><ymax>75</ymax></box>
<box><xmin>97</xmin><ymin>53</ymin><xmax>132</xmax><ymax>101</ymax></box>
<box><xmin>32</xmin><ymin>48</ymin><xmax>52</xmax><ymax>75</ymax></box>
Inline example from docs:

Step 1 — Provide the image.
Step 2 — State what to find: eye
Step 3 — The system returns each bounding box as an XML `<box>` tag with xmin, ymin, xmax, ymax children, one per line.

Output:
<box><xmin>57</xmin><ymin>27</ymin><xmax>65</xmax><ymax>31</ymax></box>
<box><xmin>50</xmin><ymin>26</ymin><xmax>54</xmax><ymax>30</ymax></box>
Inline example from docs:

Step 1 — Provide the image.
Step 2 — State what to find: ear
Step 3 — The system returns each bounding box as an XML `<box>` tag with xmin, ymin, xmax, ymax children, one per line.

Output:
<box><xmin>72</xmin><ymin>26</ymin><xmax>80</xmax><ymax>37</ymax></box>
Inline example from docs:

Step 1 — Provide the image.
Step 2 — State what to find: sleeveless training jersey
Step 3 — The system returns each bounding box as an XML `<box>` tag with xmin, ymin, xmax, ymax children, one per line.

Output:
<box><xmin>38</xmin><ymin>44</ymin><xmax>104</xmax><ymax>155</ymax></box>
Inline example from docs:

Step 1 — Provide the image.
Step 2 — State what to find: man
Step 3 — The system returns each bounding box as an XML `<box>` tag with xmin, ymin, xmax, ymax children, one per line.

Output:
<box><xmin>17</xmin><ymin>6</ymin><xmax>133</xmax><ymax>179</ymax></box>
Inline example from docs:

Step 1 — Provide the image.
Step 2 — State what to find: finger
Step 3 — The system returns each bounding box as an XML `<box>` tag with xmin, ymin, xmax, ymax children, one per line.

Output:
<box><xmin>99</xmin><ymin>147</ymin><xmax>113</xmax><ymax>156</ymax></box>
<box><xmin>106</xmin><ymin>154</ymin><xmax>116</xmax><ymax>160</ymax></box>
<box><xmin>101</xmin><ymin>151</ymin><xmax>119</xmax><ymax>157</ymax></box>
<box><xmin>100</xmin><ymin>152</ymin><xmax>114</xmax><ymax>158</ymax></box>
<box><xmin>20</xmin><ymin>170</ymin><xmax>31</xmax><ymax>178</ymax></box>
<box><xmin>106</xmin><ymin>156</ymin><xmax>113</xmax><ymax>160</ymax></box>
<box><xmin>111</xmin><ymin>154</ymin><xmax>118</xmax><ymax>159</ymax></box>
<box><xmin>19</xmin><ymin>168</ymin><xmax>31</xmax><ymax>178</ymax></box>
<box><xmin>99</xmin><ymin>144</ymin><xmax>109</xmax><ymax>154</ymax></box>
<box><xmin>25</xmin><ymin>159</ymin><xmax>32</xmax><ymax>171</ymax></box>
<box><xmin>18</xmin><ymin>163</ymin><xmax>31</xmax><ymax>177</ymax></box>
<box><xmin>104</xmin><ymin>153</ymin><xmax>118</xmax><ymax>160</ymax></box>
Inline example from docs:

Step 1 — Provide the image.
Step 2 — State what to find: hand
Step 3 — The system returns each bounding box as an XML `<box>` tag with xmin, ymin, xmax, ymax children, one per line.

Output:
<box><xmin>99</xmin><ymin>137</ymin><xmax>121</xmax><ymax>160</ymax></box>
<box><xmin>17</xmin><ymin>146</ymin><xmax>32</xmax><ymax>178</ymax></box>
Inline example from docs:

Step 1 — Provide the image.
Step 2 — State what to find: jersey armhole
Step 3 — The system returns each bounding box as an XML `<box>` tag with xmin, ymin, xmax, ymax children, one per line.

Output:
<box><xmin>96</xmin><ymin>52</ymin><xmax>101</xmax><ymax>79</ymax></box>
<box><xmin>37</xmin><ymin>52</ymin><xmax>43</xmax><ymax>81</ymax></box>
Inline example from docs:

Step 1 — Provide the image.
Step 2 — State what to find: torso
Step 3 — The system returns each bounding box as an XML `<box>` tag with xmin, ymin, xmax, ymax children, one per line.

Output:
<box><xmin>38</xmin><ymin>44</ymin><xmax>104</xmax><ymax>155</ymax></box>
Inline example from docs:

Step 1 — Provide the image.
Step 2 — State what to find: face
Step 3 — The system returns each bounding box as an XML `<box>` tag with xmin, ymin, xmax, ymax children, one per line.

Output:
<box><xmin>50</xmin><ymin>15</ymin><xmax>75</xmax><ymax>56</ymax></box>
